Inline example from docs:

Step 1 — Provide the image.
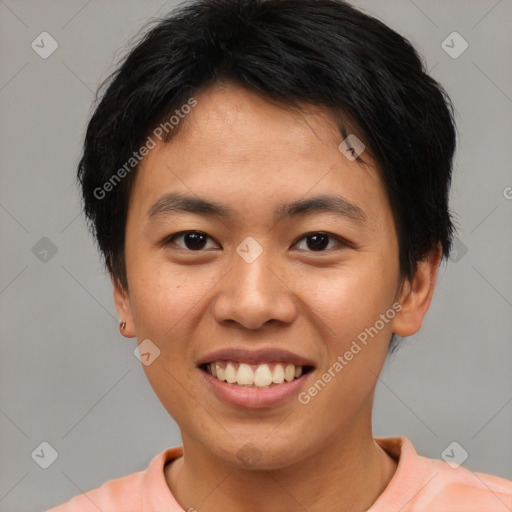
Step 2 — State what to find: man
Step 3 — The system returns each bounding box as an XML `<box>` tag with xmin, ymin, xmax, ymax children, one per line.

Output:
<box><xmin>48</xmin><ymin>1</ymin><xmax>512</xmax><ymax>510</ymax></box>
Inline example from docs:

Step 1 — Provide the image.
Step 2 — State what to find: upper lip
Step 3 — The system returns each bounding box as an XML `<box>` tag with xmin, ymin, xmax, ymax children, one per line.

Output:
<box><xmin>196</xmin><ymin>348</ymin><xmax>316</xmax><ymax>368</ymax></box>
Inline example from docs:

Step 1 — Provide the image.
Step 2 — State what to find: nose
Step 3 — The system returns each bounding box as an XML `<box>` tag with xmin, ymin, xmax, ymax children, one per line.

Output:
<box><xmin>211</xmin><ymin>245</ymin><xmax>298</xmax><ymax>330</ymax></box>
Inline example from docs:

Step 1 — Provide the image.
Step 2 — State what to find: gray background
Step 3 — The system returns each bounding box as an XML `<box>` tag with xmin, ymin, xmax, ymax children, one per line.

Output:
<box><xmin>0</xmin><ymin>0</ymin><xmax>511</xmax><ymax>510</ymax></box>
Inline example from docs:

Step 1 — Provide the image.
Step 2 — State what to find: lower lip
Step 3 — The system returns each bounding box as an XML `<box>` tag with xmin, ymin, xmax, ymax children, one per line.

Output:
<box><xmin>200</xmin><ymin>368</ymin><xmax>312</xmax><ymax>408</ymax></box>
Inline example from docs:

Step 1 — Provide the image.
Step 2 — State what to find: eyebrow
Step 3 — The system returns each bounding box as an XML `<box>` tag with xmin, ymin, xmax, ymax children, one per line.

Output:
<box><xmin>147</xmin><ymin>192</ymin><xmax>366</xmax><ymax>223</ymax></box>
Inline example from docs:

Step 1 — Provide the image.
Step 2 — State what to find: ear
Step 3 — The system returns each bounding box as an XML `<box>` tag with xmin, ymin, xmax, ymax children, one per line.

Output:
<box><xmin>391</xmin><ymin>244</ymin><xmax>443</xmax><ymax>337</ymax></box>
<box><xmin>113</xmin><ymin>278</ymin><xmax>136</xmax><ymax>338</ymax></box>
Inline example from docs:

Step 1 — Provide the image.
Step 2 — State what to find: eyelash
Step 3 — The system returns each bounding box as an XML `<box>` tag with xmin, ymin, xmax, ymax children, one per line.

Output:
<box><xmin>162</xmin><ymin>231</ymin><xmax>350</xmax><ymax>253</ymax></box>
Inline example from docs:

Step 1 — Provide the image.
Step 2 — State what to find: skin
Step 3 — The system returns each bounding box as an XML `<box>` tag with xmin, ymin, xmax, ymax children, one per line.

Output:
<box><xmin>113</xmin><ymin>82</ymin><xmax>442</xmax><ymax>512</ymax></box>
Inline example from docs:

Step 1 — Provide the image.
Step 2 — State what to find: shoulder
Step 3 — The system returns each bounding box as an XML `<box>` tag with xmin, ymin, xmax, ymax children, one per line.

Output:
<box><xmin>46</xmin><ymin>470</ymin><xmax>144</xmax><ymax>512</ymax></box>
<box><xmin>45</xmin><ymin>446</ymin><xmax>183</xmax><ymax>512</ymax></box>
<box><xmin>372</xmin><ymin>437</ymin><xmax>512</xmax><ymax>512</ymax></box>
<box><xmin>420</xmin><ymin>458</ymin><xmax>512</xmax><ymax>512</ymax></box>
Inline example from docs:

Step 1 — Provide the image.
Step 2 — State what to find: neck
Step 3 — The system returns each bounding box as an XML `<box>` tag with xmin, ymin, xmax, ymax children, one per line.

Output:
<box><xmin>166</xmin><ymin>421</ymin><xmax>398</xmax><ymax>512</ymax></box>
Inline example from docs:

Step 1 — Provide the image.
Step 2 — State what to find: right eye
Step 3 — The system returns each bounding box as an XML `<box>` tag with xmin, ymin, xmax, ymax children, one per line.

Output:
<box><xmin>162</xmin><ymin>231</ymin><xmax>220</xmax><ymax>252</ymax></box>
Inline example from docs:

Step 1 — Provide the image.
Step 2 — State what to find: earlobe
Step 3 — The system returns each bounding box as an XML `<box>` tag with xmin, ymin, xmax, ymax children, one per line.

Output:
<box><xmin>113</xmin><ymin>279</ymin><xmax>136</xmax><ymax>338</ymax></box>
<box><xmin>391</xmin><ymin>244</ymin><xmax>443</xmax><ymax>338</ymax></box>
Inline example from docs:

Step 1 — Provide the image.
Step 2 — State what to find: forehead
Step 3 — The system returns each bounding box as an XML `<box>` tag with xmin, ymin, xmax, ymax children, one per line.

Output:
<box><xmin>175</xmin><ymin>83</ymin><xmax>360</xmax><ymax>161</ymax></box>
<box><xmin>129</xmin><ymin>83</ymin><xmax>388</xmax><ymax>227</ymax></box>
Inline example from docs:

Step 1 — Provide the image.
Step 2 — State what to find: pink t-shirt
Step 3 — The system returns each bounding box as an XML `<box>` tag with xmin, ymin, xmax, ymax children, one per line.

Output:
<box><xmin>47</xmin><ymin>436</ymin><xmax>512</xmax><ymax>511</ymax></box>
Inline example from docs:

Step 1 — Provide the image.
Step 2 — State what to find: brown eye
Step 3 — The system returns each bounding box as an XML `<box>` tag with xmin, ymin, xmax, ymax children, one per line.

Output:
<box><xmin>165</xmin><ymin>231</ymin><xmax>217</xmax><ymax>251</ymax></box>
<box><xmin>294</xmin><ymin>232</ymin><xmax>345</xmax><ymax>252</ymax></box>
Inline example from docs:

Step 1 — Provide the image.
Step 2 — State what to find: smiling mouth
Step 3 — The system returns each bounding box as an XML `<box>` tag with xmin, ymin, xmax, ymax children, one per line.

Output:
<box><xmin>202</xmin><ymin>361</ymin><xmax>315</xmax><ymax>388</ymax></box>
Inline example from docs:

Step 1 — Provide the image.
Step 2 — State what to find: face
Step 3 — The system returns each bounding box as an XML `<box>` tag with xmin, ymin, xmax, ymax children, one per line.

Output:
<box><xmin>114</xmin><ymin>83</ymin><xmax>437</xmax><ymax>469</ymax></box>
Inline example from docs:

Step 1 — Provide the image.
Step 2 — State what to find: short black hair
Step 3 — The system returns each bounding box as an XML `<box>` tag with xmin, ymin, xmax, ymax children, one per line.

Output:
<box><xmin>78</xmin><ymin>0</ymin><xmax>456</xmax><ymax>306</ymax></box>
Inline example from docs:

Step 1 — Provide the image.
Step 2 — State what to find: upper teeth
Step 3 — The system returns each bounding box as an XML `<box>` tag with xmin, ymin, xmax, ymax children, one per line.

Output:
<box><xmin>208</xmin><ymin>361</ymin><xmax>303</xmax><ymax>387</ymax></box>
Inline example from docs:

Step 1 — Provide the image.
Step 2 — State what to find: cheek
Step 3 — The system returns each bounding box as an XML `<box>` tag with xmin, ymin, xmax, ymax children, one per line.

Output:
<box><xmin>127</xmin><ymin>253</ymin><xmax>205</xmax><ymax>332</ymax></box>
<box><xmin>130</xmin><ymin>270</ymin><xmax>203</xmax><ymax>420</ymax></box>
<box><xmin>302</xmin><ymin>260</ymin><xmax>399</xmax><ymax>341</ymax></box>
<box><xmin>294</xmin><ymin>267</ymin><xmax>398</xmax><ymax>425</ymax></box>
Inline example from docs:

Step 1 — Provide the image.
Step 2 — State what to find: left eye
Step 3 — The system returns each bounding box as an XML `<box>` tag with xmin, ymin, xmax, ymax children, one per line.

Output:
<box><xmin>163</xmin><ymin>231</ymin><xmax>345</xmax><ymax>252</ymax></box>
<box><xmin>293</xmin><ymin>232</ymin><xmax>345</xmax><ymax>252</ymax></box>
